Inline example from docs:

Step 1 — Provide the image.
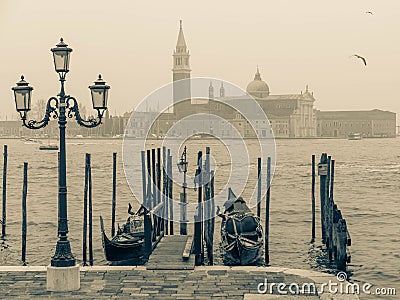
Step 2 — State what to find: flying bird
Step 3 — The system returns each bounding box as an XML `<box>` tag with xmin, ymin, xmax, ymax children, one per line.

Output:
<box><xmin>365</xmin><ymin>11</ymin><xmax>373</xmax><ymax>15</ymax></box>
<box><xmin>351</xmin><ymin>54</ymin><xmax>367</xmax><ymax>66</ymax></box>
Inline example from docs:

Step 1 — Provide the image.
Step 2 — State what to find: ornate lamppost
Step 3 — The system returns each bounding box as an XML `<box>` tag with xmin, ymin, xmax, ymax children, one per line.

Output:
<box><xmin>12</xmin><ymin>38</ymin><xmax>110</xmax><ymax>268</ymax></box>
<box><xmin>177</xmin><ymin>146</ymin><xmax>188</xmax><ymax>235</ymax></box>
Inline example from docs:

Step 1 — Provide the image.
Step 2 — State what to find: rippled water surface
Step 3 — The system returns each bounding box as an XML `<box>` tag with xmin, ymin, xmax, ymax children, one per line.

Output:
<box><xmin>0</xmin><ymin>138</ymin><xmax>398</xmax><ymax>295</ymax></box>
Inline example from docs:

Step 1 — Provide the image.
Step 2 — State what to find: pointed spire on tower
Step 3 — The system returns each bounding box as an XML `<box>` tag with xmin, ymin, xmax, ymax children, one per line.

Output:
<box><xmin>172</xmin><ymin>20</ymin><xmax>191</xmax><ymax>103</ymax></box>
<box><xmin>254</xmin><ymin>66</ymin><xmax>262</xmax><ymax>80</ymax></box>
<box><xmin>209</xmin><ymin>81</ymin><xmax>214</xmax><ymax>99</ymax></box>
<box><xmin>176</xmin><ymin>20</ymin><xmax>187</xmax><ymax>50</ymax></box>
<box><xmin>220</xmin><ymin>81</ymin><xmax>225</xmax><ymax>97</ymax></box>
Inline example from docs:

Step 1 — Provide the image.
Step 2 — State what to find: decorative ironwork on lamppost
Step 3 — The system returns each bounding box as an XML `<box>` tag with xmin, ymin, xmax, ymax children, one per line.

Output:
<box><xmin>12</xmin><ymin>38</ymin><xmax>110</xmax><ymax>267</ymax></box>
<box><xmin>177</xmin><ymin>146</ymin><xmax>188</xmax><ymax>235</ymax></box>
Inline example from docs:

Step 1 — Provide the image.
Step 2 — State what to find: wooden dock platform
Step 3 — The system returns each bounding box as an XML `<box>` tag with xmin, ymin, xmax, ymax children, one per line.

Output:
<box><xmin>146</xmin><ymin>235</ymin><xmax>195</xmax><ymax>270</ymax></box>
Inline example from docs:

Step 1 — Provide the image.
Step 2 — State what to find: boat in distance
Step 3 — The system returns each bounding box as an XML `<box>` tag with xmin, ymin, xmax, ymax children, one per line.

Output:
<box><xmin>348</xmin><ymin>133</ymin><xmax>362</xmax><ymax>140</ymax></box>
<box><xmin>100</xmin><ymin>204</ymin><xmax>145</xmax><ymax>262</ymax></box>
<box><xmin>39</xmin><ymin>144</ymin><xmax>59</xmax><ymax>150</ymax></box>
<box><xmin>218</xmin><ymin>188</ymin><xmax>263</xmax><ymax>265</ymax></box>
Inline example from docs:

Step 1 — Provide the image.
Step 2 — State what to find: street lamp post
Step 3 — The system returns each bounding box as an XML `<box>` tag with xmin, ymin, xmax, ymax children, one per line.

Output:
<box><xmin>12</xmin><ymin>38</ymin><xmax>110</xmax><ymax>268</ymax></box>
<box><xmin>177</xmin><ymin>146</ymin><xmax>188</xmax><ymax>235</ymax></box>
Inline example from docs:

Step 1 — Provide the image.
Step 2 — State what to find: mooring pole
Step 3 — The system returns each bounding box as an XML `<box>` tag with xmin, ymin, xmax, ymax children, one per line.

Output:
<box><xmin>141</xmin><ymin>150</ymin><xmax>152</xmax><ymax>258</ymax></box>
<box><xmin>194</xmin><ymin>151</ymin><xmax>203</xmax><ymax>265</ymax></box>
<box><xmin>21</xmin><ymin>162</ymin><xmax>28</xmax><ymax>266</ymax></box>
<box><xmin>311</xmin><ymin>154</ymin><xmax>316</xmax><ymax>242</ymax></box>
<box><xmin>209</xmin><ymin>170</ymin><xmax>215</xmax><ymax>265</ymax></box>
<box><xmin>88</xmin><ymin>155</ymin><xmax>93</xmax><ymax>266</ymax></box>
<box><xmin>265</xmin><ymin>157</ymin><xmax>271</xmax><ymax>265</ymax></box>
<box><xmin>330</xmin><ymin>160</ymin><xmax>335</xmax><ymax>201</ymax></box>
<box><xmin>82</xmin><ymin>154</ymin><xmax>89</xmax><ymax>266</ymax></box>
<box><xmin>328</xmin><ymin>159</ymin><xmax>334</xmax><ymax>261</ymax></box>
<box><xmin>325</xmin><ymin>156</ymin><xmax>331</xmax><ymax>248</ymax></box>
<box><xmin>1</xmin><ymin>145</ymin><xmax>8</xmax><ymax>239</ymax></box>
<box><xmin>151</xmin><ymin>149</ymin><xmax>156</xmax><ymax>209</ymax></box>
<box><xmin>157</xmin><ymin>148</ymin><xmax>162</xmax><ymax>235</ymax></box>
<box><xmin>257</xmin><ymin>157</ymin><xmax>261</xmax><ymax>219</ymax></box>
<box><xmin>204</xmin><ymin>147</ymin><xmax>211</xmax><ymax>261</ymax></box>
<box><xmin>111</xmin><ymin>152</ymin><xmax>117</xmax><ymax>237</ymax></box>
<box><xmin>163</xmin><ymin>147</ymin><xmax>168</xmax><ymax>235</ymax></box>
<box><xmin>146</xmin><ymin>150</ymin><xmax>152</xmax><ymax>211</ymax></box>
<box><xmin>168</xmin><ymin>153</ymin><xmax>174</xmax><ymax>235</ymax></box>
<box><xmin>319</xmin><ymin>153</ymin><xmax>327</xmax><ymax>242</ymax></box>
<box><xmin>151</xmin><ymin>149</ymin><xmax>157</xmax><ymax>241</ymax></box>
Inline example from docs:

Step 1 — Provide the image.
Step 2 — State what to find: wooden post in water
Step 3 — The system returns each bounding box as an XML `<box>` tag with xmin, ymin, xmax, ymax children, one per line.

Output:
<box><xmin>82</xmin><ymin>154</ymin><xmax>90</xmax><ymax>266</ymax></box>
<box><xmin>151</xmin><ymin>149</ymin><xmax>157</xmax><ymax>241</ymax></box>
<box><xmin>311</xmin><ymin>154</ymin><xmax>316</xmax><ymax>242</ymax></box>
<box><xmin>151</xmin><ymin>149</ymin><xmax>156</xmax><ymax>209</ymax></box>
<box><xmin>88</xmin><ymin>154</ymin><xmax>93</xmax><ymax>266</ymax></box>
<box><xmin>146</xmin><ymin>150</ymin><xmax>152</xmax><ymax>211</ymax></box>
<box><xmin>141</xmin><ymin>151</ymin><xmax>152</xmax><ymax>258</ymax></box>
<box><xmin>330</xmin><ymin>160</ymin><xmax>335</xmax><ymax>201</ymax></box>
<box><xmin>157</xmin><ymin>148</ymin><xmax>162</xmax><ymax>236</ymax></box>
<box><xmin>111</xmin><ymin>152</ymin><xmax>117</xmax><ymax>237</ymax></box>
<box><xmin>21</xmin><ymin>162</ymin><xmax>28</xmax><ymax>266</ymax></box>
<box><xmin>168</xmin><ymin>153</ymin><xmax>174</xmax><ymax>235</ymax></box>
<box><xmin>328</xmin><ymin>159</ymin><xmax>335</xmax><ymax>261</ymax></box>
<box><xmin>336</xmin><ymin>219</ymin><xmax>347</xmax><ymax>271</ymax></box>
<box><xmin>319</xmin><ymin>153</ymin><xmax>328</xmax><ymax>242</ymax></box>
<box><xmin>209</xmin><ymin>170</ymin><xmax>215</xmax><ymax>265</ymax></box>
<box><xmin>162</xmin><ymin>147</ymin><xmax>168</xmax><ymax>234</ymax></box>
<box><xmin>325</xmin><ymin>156</ymin><xmax>331</xmax><ymax>253</ymax></box>
<box><xmin>204</xmin><ymin>147</ymin><xmax>211</xmax><ymax>262</ymax></box>
<box><xmin>194</xmin><ymin>151</ymin><xmax>203</xmax><ymax>265</ymax></box>
<box><xmin>1</xmin><ymin>145</ymin><xmax>8</xmax><ymax>239</ymax></box>
<box><xmin>265</xmin><ymin>157</ymin><xmax>271</xmax><ymax>265</ymax></box>
<box><xmin>257</xmin><ymin>157</ymin><xmax>261</xmax><ymax>219</ymax></box>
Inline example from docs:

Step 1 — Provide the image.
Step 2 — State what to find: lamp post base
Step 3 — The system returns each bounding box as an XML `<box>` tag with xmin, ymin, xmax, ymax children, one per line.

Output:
<box><xmin>51</xmin><ymin>239</ymin><xmax>76</xmax><ymax>267</ymax></box>
<box><xmin>46</xmin><ymin>264</ymin><xmax>80</xmax><ymax>291</ymax></box>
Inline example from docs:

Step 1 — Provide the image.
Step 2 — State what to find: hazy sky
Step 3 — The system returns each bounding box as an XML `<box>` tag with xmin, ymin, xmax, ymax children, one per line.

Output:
<box><xmin>0</xmin><ymin>0</ymin><xmax>399</xmax><ymax>121</ymax></box>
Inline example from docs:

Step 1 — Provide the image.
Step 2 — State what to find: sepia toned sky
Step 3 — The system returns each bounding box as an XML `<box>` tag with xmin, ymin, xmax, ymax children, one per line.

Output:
<box><xmin>0</xmin><ymin>0</ymin><xmax>399</xmax><ymax>122</ymax></box>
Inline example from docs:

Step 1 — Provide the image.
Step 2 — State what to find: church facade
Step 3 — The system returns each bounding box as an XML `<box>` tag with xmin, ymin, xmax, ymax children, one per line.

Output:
<box><xmin>161</xmin><ymin>21</ymin><xmax>317</xmax><ymax>138</ymax></box>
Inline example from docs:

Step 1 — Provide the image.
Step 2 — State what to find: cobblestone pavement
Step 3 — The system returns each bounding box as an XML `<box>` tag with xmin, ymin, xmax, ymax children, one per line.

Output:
<box><xmin>0</xmin><ymin>266</ymin><xmax>359</xmax><ymax>299</ymax></box>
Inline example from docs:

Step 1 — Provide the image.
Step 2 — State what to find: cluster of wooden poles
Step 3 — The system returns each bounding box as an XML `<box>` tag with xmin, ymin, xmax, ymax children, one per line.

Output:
<box><xmin>311</xmin><ymin>153</ymin><xmax>352</xmax><ymax>271</ymax></box>
<box><xmin>0</xmin><ymin>144</ymin><xmax>118</xmax><ymax>266</ymax></box>
<box><xmin>193</xmin><ymin>147</ymin><xmax>216</xmax><ymax>266</ymax></box>
<box><xmin>139</xmin><ymin>147</ymin><xmax>174</xmax><ymax>257</ymax></box>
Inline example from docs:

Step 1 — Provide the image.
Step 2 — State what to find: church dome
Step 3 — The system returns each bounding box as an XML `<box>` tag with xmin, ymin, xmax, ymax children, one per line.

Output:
<box><xmin>246</xmin><ymin>67</ymin><xmax>270</xmax><ymax>98</ymax></box>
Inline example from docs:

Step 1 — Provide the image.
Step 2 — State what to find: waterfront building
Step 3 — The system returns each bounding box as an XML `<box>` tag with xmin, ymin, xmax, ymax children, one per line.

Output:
<box><xmin>316</xmin><ymin>109</ymin><xmax>396</xmax><ymax>138</ymax></box>
<box><xmin>163</xmin><ymin>21</ymin><xmax>318</xmax><ymax>138</ymax></box>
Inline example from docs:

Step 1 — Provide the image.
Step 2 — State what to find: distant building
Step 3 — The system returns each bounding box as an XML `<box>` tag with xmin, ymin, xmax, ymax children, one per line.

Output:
<box><xmin>167</xmin><ymin>22</ymin><xmax>317</xmax><ymax>138</ymax></box>
<box><xmin>234</xmin><ymin>70</ymin><xmax>317</xmax><ymax>138</ymax></box>
<box><xmin>316</xmin><ymin>109</ymin><xmax>396</xmax><ymax>138</ymax></box>
<box><xmin>0</xmin><ymin>121</ymin><xmax>23</xmax><ymax>137</ymax></box>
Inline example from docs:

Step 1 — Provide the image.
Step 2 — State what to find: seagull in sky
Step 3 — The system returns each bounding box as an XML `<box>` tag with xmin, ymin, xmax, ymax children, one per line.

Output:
<box><xmin>351</xmin><ymin>54</ymin><xmax>367</xmax><ymax>66</ymax></box>
<box><xmin>365</xmin><ymin>11</ymin><xmax>373</xmax><ymax>15</ymax></box>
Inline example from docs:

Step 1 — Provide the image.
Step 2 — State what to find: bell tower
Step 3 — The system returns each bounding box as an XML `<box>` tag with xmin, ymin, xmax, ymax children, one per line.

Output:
<box><xmin>173</xmin><ymin>20</ymin><xmax>191</xmax><ymax>103</ymax></box>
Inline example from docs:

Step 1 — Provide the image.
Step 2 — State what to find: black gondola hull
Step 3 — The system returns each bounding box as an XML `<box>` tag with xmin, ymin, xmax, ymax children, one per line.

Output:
<box><xmin>100</xmin><ymin>216</ymin><xmax>145</xmax><ymax>262</ymax></box>
<box><xmin>102</xmin><ymin>233</ymin><xmax>145</xmax><ymax>262</ymax></box>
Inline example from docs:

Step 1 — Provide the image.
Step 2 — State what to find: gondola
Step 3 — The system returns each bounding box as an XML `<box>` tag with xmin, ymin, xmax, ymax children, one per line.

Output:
<box><xmin>218</xmin><ymin>188</ymin><xmax>263</xmax><ymax>265</ymax></box>
<box><xmin>100</xmin><ymin>204</ymin><xmax>145</xmax><ymax>262</ymax></box>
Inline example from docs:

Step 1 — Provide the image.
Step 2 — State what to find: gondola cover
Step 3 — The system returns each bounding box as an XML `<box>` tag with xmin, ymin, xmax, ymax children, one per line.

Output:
<box><xmin>219</xmin><ymin>188</ymin><xmax>263</xmax><ymax>265</ymax></box>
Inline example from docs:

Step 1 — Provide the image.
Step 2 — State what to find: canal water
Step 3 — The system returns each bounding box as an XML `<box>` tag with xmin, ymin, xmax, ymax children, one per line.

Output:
<box><xmin>0</xmin><ymin>137</ymin><xmax>398</xmax><ymax>293</ymax></box>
